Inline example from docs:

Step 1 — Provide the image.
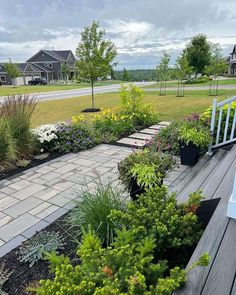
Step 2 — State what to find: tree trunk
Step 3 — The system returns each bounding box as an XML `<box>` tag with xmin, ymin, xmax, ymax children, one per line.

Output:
<box><xmin>91</xmin><ymin>81</ymin><xmax>95</xmax><ymax>109</ymax></box>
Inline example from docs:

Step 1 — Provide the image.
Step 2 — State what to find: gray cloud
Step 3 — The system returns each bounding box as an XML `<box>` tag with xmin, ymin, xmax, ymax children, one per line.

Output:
<box><xmin>0</xmin><ymin>0</ymin><xmax>236</xmax><ymax>68</ymax></box>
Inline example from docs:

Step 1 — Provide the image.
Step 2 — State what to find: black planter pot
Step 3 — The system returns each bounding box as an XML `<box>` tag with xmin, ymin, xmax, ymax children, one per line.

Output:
<box><xmin>179</xmin><ymin>141</ymin><xmax>200</xmax><ymax>166</ymax></box>
<box><xmin>130</xmin><ymin>177</ymin><xmax>164</xmax><ymax>201</ymax></box>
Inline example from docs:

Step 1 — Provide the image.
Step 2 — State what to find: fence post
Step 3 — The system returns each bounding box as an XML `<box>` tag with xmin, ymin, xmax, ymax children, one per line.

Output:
<box><xmin>207</xmin><ymin>98</ymin><xmax>218</xmax><ymax>156</ymax></box>
<box><xmin>227</xmin><ymin>173</ymin><xmax>236</xmax><ymax>219</ymax></box>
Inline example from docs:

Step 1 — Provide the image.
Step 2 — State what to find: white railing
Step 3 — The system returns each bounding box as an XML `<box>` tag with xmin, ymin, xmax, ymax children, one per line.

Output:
<box><xmin>227</xmin><ymin>173</ymin><xmax>236</xmax><ymax>219</ymax></box>
<box><xmin>208</xmin><ymin>96</ymin><xmax>236</xmax><ymax>155</ymax></box>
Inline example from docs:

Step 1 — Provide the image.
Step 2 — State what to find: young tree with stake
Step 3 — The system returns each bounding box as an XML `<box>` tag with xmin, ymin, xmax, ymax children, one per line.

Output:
<box><xmin>76</xmin><ymin>21</ymin><xmax>117</xmax><ymax>111</ymax></box>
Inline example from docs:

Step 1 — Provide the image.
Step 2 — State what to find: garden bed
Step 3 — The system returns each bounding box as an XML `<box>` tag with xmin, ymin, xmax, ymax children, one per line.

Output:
<box><xmin>0</xmin><ymin>193</ymin><xmax>220</xmax><ymax>295</ymax></box>
<box><xmin>0</xmin><ymin>153</ymin><xmax>63</xmax><ymax>181</ymax></box>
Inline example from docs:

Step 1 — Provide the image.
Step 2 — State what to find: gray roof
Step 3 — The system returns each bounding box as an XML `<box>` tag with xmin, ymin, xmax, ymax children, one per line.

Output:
<box><xmin>42</xmin><ymin>50</ymin><xmax>75</xmax><ymax>61</ymax></box>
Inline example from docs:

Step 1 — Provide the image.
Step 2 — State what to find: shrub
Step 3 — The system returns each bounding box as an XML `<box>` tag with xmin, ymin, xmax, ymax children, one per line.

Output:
<box><xmin>36</xmin><ymin>185</ymin><xmax>209</xmax><ymax>295</ymax></box>
<box><xmin>110</xmin><ymin>186</ymin><xmax>204</xmax><ymax>258</ymax></box>
<box><xmin>201</xmin><ymin>102</ymin><xmax>236</xmax><ymax>143</ymax></box>
<box><xmin>148</xmin><ymin>122</ymin><xmax>181</xmax><ymax>156</ymax></box>
<box><xmin>0</xmin><ymin>95</ymin><xmax>37</xmax><ymax>159</ymax></box>
<box><xmin>118</xmin><ymin>149</ymin><xmax>174</xmax><ymax>190</ymax></box>
<box><xmin>18</xmin><ymin>231</ymin><xmax>64</xmax><ymax>267</ymax></box>
<box><xmin>93</xmin><ymin>108</ymin><xmax>135</xmax><ymax>140</ymax></box>
<box><xmin>185</xmin><ymin>77</ymin><xmax>209</xmax><ymax>84</ymax></box>
<box><xmin>119</xmin><ymin>83</ymin><xmax>159</xmax><ymax>128</ymax></box>
<box><xmin>53</xmin><ymin>122</ymin><xmax>101</xmax><ymax>153</ymax></box>
<box><xmin>0</xmin><ymin>118</ymin><xmax>15</xmax><ymax>172</ymax></box>
<box><xmin>67</xmin><ymin>183</ymin><xmax>127</xmax><ymax>246</ymax></box>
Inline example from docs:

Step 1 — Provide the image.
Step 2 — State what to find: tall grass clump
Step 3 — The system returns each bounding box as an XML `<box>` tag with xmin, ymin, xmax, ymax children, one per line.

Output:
<box><xmin>67</xmin><ymin>182</ymin><xmax>127</xmax><ymax>246</ymax></box>
<box><xmin>0</xmin><ymin>95</ymin><xmax>37</xmax><ymax>159</ymax></box>
<box><xmin>0</xmin><ymin>118</ymin><xmax>15</xmax><ymax>172</ymax></box>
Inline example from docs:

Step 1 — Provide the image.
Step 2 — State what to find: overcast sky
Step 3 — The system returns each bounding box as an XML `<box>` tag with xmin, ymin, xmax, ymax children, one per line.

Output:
<box><xmin>0</xmin><ymin>0</ymin><xmax>236</xmax><ymax>69</ymax></box>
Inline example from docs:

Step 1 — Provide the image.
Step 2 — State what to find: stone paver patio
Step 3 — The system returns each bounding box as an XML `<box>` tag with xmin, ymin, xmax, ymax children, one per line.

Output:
<box><xmin>0</xmin><ymin>122</ymin><xmax>174</xmax><ymax>257</ymax></box>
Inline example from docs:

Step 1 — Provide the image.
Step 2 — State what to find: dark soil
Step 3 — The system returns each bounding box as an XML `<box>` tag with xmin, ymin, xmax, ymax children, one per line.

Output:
<box><xmin>0</xmin><ymin>153</ymin><xmax>63</xmax><ymax>181</ymax></box>
<box><xmin>0</xmin><ymin>213</ymin><xmax>78</xmax><ymax>295</ymax></box>
<box><xmin>81</xmin><ymin>108</ymin><xmax>101</xmax><ymax>113</ymax></box>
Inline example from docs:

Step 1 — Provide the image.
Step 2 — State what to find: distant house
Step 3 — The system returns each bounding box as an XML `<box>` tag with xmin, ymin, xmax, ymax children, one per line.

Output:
<box><xmin>0</xmin><ymin>50</ymin><xmax>76</xmax><ymax>86</ymax></box>
<box><xmin>226</xmin><ymin>45</ymin><xmax>236</xmax><ymax>76</ymax></box>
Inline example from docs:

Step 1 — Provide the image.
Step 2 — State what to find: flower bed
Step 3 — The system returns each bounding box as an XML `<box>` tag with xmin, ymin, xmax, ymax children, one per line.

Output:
<box><xmin>0</xmin><ymin>183</ymin><xmax>212</xmax><ymax>295</ymax></box>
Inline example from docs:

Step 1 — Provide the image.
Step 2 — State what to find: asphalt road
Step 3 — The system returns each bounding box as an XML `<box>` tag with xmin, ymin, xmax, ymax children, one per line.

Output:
<box><xmin>0</xmin><ymin>82</ymin><xmax>156</xmax><ymax>103</ymax></box>
<box><xmin>145</xmin><ymin>84</ymin><xmax>236</xmax><ymax>92</ymax></box>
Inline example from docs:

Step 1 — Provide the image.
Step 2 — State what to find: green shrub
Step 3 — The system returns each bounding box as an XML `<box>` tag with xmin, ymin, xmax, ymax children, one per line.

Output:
<box><xmin>53</xmin><ymin>122</ymin><xmax>101</xmax><ymax>153</ymax></box>
<box><xmin>35</xmin><ymin>185</ymin><xmax>209</xmax><ymax>295</ymax></box>
<box><xmin>93</xmin><ymin>109</ymin><xmax>135</xmax><ymax>140</ymax></box>
<box><xmin>201</xmin><ymin>102</ymin><xmax>236</xmax><ymax>143</ymax></box>
<box><xmin>185</xmin><ymin>77</ymin><xmax>209</xmax><ymax>84</ymax></box>
<box><xmin>0</xmin><ymin>95</ymin><xmax>37</xmax><ymax>159</ymax></box>
<box><xmin>119</xmin><ymin>83</ymin><xmax>159</xmax><ymax>128</ymax></box>
<box><xmin>67</xmin><ymin>183</ymin><xmax>127</xmax><ymax>246</ymax></box>
<box><xmin>149</xmin><ymin>122</ymin><xmax>181</xmax><ymax>156</ymax></box>
<box><xmin>110</xmin><ymin>186</ymin><xmax>204</xmax><ymax>258</ymax></box>
<box><xmin>0</xmin><ymin>118</ymin><xmax>15</xmax><ymax>172</ymax></box>
<box><xmin>118</xmin><ymin>149</ymin><xmax>174</xmax><ymax>190</ymax></box>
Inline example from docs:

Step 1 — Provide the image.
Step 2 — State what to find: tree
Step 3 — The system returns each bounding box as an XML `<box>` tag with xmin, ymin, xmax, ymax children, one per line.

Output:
<box><xmin>185</xmin><ymin>34</ymin><xmax>212</xmax><ymax>77</ymax></box>
<box><xmin>61</xmin><ymin>64</ymin><xmax>70</xmax><ymax>80</ymax></box>
<box><xmin>76</xmin><ymin>21</ymin><xmax>117</xmax><ymax>110</ymax></box>
<box><xmin>4</xmin><ymin>60</ymin><xmax>20</xmax><ymax>86</ymax></box>
<box><xmin>156</xmin><ymin>52</ymin><xmax>170</xmax><ymax>95</ymax></box>
<box><xmin>175</xmin><ymin>53</ymin><xmax>193</xmax><ymax>96</ymax></box>
<box><xmin>205</xmin><ymin>44</ymin><xmax>228</xmax><ymax>96</ymax></box>
<box><xmin>122</xmin><ymin>68</ymin><xmax>129</xmax><ymax>81</ymax></box>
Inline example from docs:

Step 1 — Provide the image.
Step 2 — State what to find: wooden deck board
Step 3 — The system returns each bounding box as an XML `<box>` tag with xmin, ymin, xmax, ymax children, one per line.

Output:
<box><xmin>177</xmin><ymin>149</ymin><xmax>227</xmax><ymax>203</ymax></box>
<box><xmin>175</xmin><ymin>157</ymin><xmax>236</xmax><ymax>295</ymax></box>
<box><xmin>175</xmin><ymin>145</ymin><xmax>236</xmax><ymax>295</ymax></box>
<box><xmin>201</xmin><ymin>219</ymin><xmax>236</xmax><ymax>295</ymax></box>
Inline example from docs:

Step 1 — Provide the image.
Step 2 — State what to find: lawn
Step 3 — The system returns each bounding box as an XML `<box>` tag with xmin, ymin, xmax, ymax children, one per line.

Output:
<box><xmin>33</xmin><ymin>88</ymin><xmax>236</xmax><ymax>127</ymax></box>
<box><xmin>0</xmin><ymin>80</ymin><xmax>123</xmax><ymax>96</ymax></box>
<box><xmin>144</xmin><ymin>78</ymin><xmax>236</xmax><ymax>88</ymax></box>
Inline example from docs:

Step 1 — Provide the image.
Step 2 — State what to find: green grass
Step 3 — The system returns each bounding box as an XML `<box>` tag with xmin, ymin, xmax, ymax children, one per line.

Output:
<box><xmin>0</xmin><ymin>80</ymin><xmax>123</xmax><ymax>96</ymax></box>
<box><xmin>33</xmin><ymin>88</ymin><xmax>236</xmax><ymax>127</ymax></box>
<box><xmin>144</xmin><ymin>78</ymin><xmax>236</xmax><ymax>88</ymax></box>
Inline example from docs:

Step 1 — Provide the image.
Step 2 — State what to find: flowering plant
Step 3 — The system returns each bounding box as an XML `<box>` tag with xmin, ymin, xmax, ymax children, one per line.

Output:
<box><xmin>33</xmin><ymin>124</ymin><xmax>58</xmax><ymax>152</ymax></box>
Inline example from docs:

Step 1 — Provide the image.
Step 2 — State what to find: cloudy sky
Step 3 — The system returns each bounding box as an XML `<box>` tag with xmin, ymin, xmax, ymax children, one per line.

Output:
<box><xmin>0</xmin><ymin>0</ymin><xmax>236</xmax><ymax>69</ymax></box>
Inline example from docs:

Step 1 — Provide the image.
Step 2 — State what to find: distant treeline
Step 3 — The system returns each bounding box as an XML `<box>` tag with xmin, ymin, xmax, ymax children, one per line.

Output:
<box><xmin>114</xmin><ymin>68</ymin><xmax>178</xmax><ymax>82</ymax></box>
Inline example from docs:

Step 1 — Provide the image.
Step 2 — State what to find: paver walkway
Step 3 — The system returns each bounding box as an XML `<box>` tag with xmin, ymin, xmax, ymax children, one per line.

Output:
<box><xmin>0</xmin><ymin>122</ymin><xmax>170</xmax><ymax>257</ymax></box>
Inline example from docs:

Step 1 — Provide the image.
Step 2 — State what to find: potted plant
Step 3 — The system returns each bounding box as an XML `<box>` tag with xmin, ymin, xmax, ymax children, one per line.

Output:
<box><xmin>178</xmin><ymin>122</ymin><xmax>209</xmax><ymax>166</ymax></box>
<box><xmin>118</xmin><ymin>149</ymin><xmax>174</xmax><ymax>200</ymax></box>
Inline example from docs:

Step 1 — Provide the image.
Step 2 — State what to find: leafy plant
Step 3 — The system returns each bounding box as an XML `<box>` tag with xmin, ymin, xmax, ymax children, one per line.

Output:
<box><xmin>0</xmin><ymin>118</ymin><xmax>15</xmax><ymax>172</ymax></box>
<box><xmin>34</xmin><ymin>153</ymin><xmax>49</xmax><ymax>160</ymax></box>
<box><xmin>33</xmin><ymin>124</ymin><xmax>58</xmax><ymax>153</ymax></box>
<box><xmin>16</xmin><ymin>159</ymin><xmax>31</xmax><ymax>167</ymax></box>
<box><xmin>0</xmin><ymin>264</ymin><xmax>12</xmax><ymax>295</ymax></box>
<box><xmin>178</xmin><ymin>122</ymin><xmax>209</xmax><ymax>147</ymax></box>
<box><xmin>18</xmin><ymin>231</ymin><xmax>64</xmax><ymax>267</ymax></box>
<box><xmin>67</xmin><ymin>183</ymin><xmax>127</xmax><ymax>246</ymax></box>
<box><xmin>118</xmin><ymin>149</ymin><xmax>174</xmax><ymax>190</ymax></box>
<box><xmin>130</xmin><ymin>163</ymin><xmax>162</xmax><ymax>190</ymax></box>
<box><xmin>0</xmin><ymin>95</ymin><xmax>37</xmax><ymax>159</ymax></box>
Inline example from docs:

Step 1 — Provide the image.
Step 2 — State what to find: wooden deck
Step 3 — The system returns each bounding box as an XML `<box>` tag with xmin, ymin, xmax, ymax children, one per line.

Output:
<box><xmin>171</xmin><ymin>144</ymin><xmax>236</xmax><ymax>295</ymax></box>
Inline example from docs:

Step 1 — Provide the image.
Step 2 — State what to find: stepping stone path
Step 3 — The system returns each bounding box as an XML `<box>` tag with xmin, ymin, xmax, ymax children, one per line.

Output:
<box><xmin>0</xmin><ymin>122</ymin><xmax>170</xmax><ymax>256</ymax></box>
<box><xmin>116</xmin><ymin>121</ymin><xmax>170</xmax><ymax>148</ymax></box>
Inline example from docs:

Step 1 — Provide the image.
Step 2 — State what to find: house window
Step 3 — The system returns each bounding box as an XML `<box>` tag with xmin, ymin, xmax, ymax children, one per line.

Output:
<box><xmin>44</xmin><ymin>63</ymin><xmax>52</xmax><ymax>68</ymax></box>
<box><xmin>0</xmin><ymin>75</ymin><xmax>6</xmax><ymax>82</ymax></box>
